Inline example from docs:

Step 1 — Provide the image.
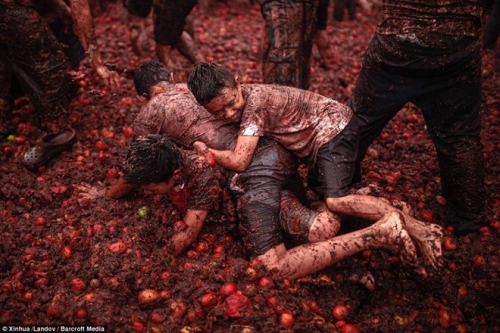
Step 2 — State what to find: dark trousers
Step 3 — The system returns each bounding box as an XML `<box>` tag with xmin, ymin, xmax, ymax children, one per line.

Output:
<box><xmin>484</xmin><ymin>0</ymin><xmax>500</xmax><ymax>49</ymax></box>
<box><xmin>349</xmin><ymin>33</ymin><xmax>486</xmax><ymax>235</ymax></box>
<box><xmin>0</xmin><ymin>2</ymin><xmax>77</xmax><ymax>121</ymax></box>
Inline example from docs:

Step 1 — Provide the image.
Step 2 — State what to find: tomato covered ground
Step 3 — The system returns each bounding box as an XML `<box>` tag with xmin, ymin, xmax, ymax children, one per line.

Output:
<box><xmin>1</xmin><ymin>1</ymin><xmax>499</xmax><ymax>332</ymax></box>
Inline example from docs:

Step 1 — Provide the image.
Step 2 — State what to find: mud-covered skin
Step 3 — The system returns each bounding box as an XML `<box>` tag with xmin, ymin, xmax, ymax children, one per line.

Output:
<box><xmin>0</xmin><ymin>0</ymin><xmax>77</xmax><ymax>120</ymax></box>
<box><xmin>349</xmin><ymin>0</ymin><xmax>486</xmax><ymax>235</ymax></box>
<box><xmin>166</xmin><ymin>149</ymin><xmax>231</xmax><ymax>214</ymax></box>
<box><xmin>239</xmin><ymin>84</ymin><xmax>353</xmax><ymax>166</ymax></box>
<box><xmin>133</xmin><ymin>82</ymin><xmax>238</xmax><ymax>150</ymax></box>
<box><xmin>259</xmin><ymin>0</ymin><xmax>318</xmax><ymax>89</ymax></box>
<box><xmin>134</xmin><ymin>84</ymin><xmax>306</xmax><ymax>256</ymax></box>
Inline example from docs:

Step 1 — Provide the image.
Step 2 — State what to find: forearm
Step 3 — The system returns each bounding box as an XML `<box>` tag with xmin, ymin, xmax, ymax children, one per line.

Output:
<box><xmin>106</xmin><ymin>177</ymin><xmax>135</xmax><ymax>199</ymax></box>
<box><xmin>171</xmin><ymin>210</ymin><xmax>207</xmax><ymax>256</ymax></box>
<box><xmin>210</xmin><ymin>148</ymin><xmax>249</xmax><ymax>171</ymax></box>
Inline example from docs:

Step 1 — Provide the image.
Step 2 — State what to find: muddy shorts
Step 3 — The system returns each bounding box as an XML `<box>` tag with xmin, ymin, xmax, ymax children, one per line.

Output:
<box><xmin>152</xmin><ymin>0</ymin><xmax>197</xmax><ymax>46</ymax></box>
<box><xmin>315</xmin><ymin>115</ymin><xmax>359</xmax><ymax>199</ymax></box>
<box><xmin>231</xmin><ymin>138</ymin><xmax>307</xmax><ymax>256</ymax></box>
<box><xmin>260</xmin><ymin>0</ymin><xmax>318</xmax><ymax>89</ymax></box>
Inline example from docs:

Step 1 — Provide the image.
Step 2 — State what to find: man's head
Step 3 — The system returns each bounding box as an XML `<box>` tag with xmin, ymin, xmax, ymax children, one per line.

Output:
<box><xmin>133</xmin><ymin>60</ymin><xmax>173</xmax><ymax>99</ymax></box>
<box><xmin>187</xmin><ymin>62</ymin><xmax>245</xmax><ymax>122</ymax></box>
<box><xmin>123</xmin><ymin>134</ymin><xmax>182</xmax><ymax>194</ymax></box>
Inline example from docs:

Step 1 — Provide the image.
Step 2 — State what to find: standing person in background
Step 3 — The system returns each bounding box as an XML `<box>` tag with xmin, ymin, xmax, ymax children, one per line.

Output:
<box><xmin>315</xmin><ymin>0</ymin><xmax>335</xmax><ymax>68</ymax></box>
<box><xmin>348</xmin><ymin>0</ymin><xmax>486</xmax><ymax>236</ymax></box>
<box><xmin>258</xmin><ymin>0</ymin><xmax>318</xmax><ymax>89</ymax></box>
<box><xmin>0</xmin><ymin>0</ymin><xmax>78</xmax><ymax>134</ymax></box>
<box><xmin>123</xmin><ymin>0</ymin><xmax>204</xmax><ymax>66</ymax></box>
<box><xmin>0</xmin><ymin>0</ymin><xmax>119</xmax><ymax>169</ymax></box>
<box><xmin>333</xmin><ymin>0</ymin><xmax>356</xmax><ymax>21</ymax></box>
<box><xmin>483</xmin><ymin>0</ymin><xmax>500</xmax><ymax>50</ymax></box>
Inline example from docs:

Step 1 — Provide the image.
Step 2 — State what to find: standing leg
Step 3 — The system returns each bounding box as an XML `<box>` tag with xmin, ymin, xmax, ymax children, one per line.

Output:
<box><xmin>348</xmin><ymin>35</ymin><xmax>412</xmax><ymax>183</ymax></box>
<box><xmin>414</xmin><ymin>44</ymin><xmax>486</xmax><ymax>236</ymax></box>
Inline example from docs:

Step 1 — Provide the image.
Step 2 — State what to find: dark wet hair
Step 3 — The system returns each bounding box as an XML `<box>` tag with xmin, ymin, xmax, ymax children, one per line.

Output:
<box><xmin>187</xmin><ymin>62</ymin><xmax>237</xmax><ymax>105</ymax></box>
<box><xmin>133</xmin><ymin>61</ymin><xmax>171</xmax><ymax>99</ymax></box>
<box><xmin>122</xmin><ymin>134</ymin><xmax>181</xmax><ymax>184</ymax></box>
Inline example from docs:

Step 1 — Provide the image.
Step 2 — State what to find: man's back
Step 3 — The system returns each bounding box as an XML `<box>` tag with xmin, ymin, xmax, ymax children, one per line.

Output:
<box><xmin>133</xmin><ymin>83</ymin><xmax>238</xmax><ymax>150</ymax></box>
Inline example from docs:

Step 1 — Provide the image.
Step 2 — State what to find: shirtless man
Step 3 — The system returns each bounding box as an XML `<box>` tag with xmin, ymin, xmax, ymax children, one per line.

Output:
<box><xmin>187</xmin><ymin>62</ymin><xmax>444</xmax><ymax>276</ymax></box>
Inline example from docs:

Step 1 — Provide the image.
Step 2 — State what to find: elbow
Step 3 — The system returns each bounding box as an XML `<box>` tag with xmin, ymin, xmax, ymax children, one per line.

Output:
<box><xmin>233</xmin><ymin>165</ymin><xmax>248</xmax><ymax>172</ymax></box>
<box><xmin>232</xmin><ymin>160</ymin><xmax>251</xmax><ymax>172</ymax></box>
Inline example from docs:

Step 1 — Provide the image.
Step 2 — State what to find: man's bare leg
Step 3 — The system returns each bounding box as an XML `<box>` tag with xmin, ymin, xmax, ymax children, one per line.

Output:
<box><xmin>156</xmin><ymin>44</ymin><xmax>174</xmax><ymax>68</ymax></box>
<box><xmin>128</xmin><ymin>14</ymin><xmax>149</xmax><ymax>58</ymax></box>
<box><xmin>308</xmin><ymin>202</ymin><xmax>341</xmax><ymax>242</ymax></box>
<box><xmin>156</xmin><ymin>32</ymin><xmax>203</xmax><ymax>68</ymax></box>
<box><xmin>259</xmin><ymin>211</ymin><xmax>418</xmax><ymax>280</ymax></box>
<box><xmin>280</xmin><ymin>191</ymin><xmax>340</xmax><ymax>242</ymax></box>
<box><xmin>175</xmin><ymin>31</ymin><xmax>204</xmax><ymax>64</ymax></box>
<box><xmin>314</xmin><ymin>29</ymin><xmax>333</xmax><ymax>69</ymax></box>
<box><xmin>327</xmin><ymin>195</ymin><xmax>443</xmax><ymax>271</ymax></box>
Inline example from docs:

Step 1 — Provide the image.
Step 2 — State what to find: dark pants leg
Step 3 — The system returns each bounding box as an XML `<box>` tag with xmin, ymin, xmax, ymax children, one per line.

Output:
<box><xmin>483</xmin><ymin>0</ymin><xmax>500</xmax><ymax>49</ymax></box>
<box><xmin>333</xmin><ymin>0</ymin><xmax>346</xmax><ymax>21</ymax></box>
<box><xmin>413</xmin><ymin>46</ymin><xmax>485</xmax><ymax>235</ymax></box>
<box><xmin>317</xmin><ymin>0</ymin><xmax>330</xmax><ymax>30</ymax></box>
<box><xmin>233</xmin><ymin>139</ymin><xmax>303</xmax><ymax>256</ymax></box>
<box><xmin>0</xmin><ymin>2</ymin><xmax>76</xmax><ymax>121</ymax></box>
<box><xmin>349</xmin><ymin>34</ymin><xmax>486</xmax><ymax>235</ymax></box>
<box><xmin>260</xmin><ymin>0</ymin><xmax>318</xmax><ymax>89</ymax></box>
<box><xmin>153</xmin><ymin>0</ymin><xmax>197</xmax><ymax>46</ymax></box>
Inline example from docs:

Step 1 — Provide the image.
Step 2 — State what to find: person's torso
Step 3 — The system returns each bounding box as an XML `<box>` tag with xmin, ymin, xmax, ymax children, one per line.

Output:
<box><xmin>133</xmin><ymin>83</ymin><xmax>238</xmax><ymax>150</ymax></box>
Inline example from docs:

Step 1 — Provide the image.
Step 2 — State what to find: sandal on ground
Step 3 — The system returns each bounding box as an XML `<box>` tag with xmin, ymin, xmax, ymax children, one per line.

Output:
<box><xmin>22</xmin><ymin>128</ymin><xmax>77</xmax><ymax>171</ymax></box>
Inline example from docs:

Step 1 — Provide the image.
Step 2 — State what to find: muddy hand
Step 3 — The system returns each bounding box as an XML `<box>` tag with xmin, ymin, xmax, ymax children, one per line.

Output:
<box><xmin>193</xmin><ymin>141</ymin><xmax>208</xmax><ymax>152</ymax></box>
<box><xmin>96</xmin><ymin>66</ymin><xmax>120</xmax><ymax>90</ymax></box>
<box><xmin>77</xmin><ymin>183</ymin><xmax>104</xmax><ymax>200</ymax></box>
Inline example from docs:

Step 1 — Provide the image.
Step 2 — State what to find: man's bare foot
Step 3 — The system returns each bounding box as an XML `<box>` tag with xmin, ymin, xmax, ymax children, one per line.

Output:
<box><xmin>372</xmin><ymin>212</ymin><xmax>421</xmax><ymax>272</ymax></box>
<box><xmin>404</xmin><ymin>216</ymin><xmax>444</xmax><ymax>270</ymax></box>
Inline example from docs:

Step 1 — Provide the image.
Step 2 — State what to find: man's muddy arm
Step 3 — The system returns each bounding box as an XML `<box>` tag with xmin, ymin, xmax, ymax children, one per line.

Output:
<box><xmin>171</xmin><ymin>209</ymin><xmax>208</xmax><ymax>256</ymax></box>
<box><xmin>195</xmin><ymin>135</ymin><xmax>259</xmax><ymax>172</ymax></box>
<box><xmin>68</xmin><ymin>0</ymin><xmax>120</xmax><ymax>88</ymax></box>
<box><xmin>106</xmin><ymin>177</ymin><xmax>136</xmax><ymax>199</ymax></box>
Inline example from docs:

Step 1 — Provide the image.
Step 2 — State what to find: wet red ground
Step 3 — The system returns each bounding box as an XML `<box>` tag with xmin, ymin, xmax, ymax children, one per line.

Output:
<box><xmin>1</xmin><ymin>1</ymin><xmax>499</xmax><ymax>332</ymax></box>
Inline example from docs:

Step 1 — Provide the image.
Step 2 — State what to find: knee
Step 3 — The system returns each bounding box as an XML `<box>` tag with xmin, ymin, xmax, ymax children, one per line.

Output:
<box><xmin>308</xmin><ymin>208</ymin><xmax>341</xmax><ymax>242</ymax></box>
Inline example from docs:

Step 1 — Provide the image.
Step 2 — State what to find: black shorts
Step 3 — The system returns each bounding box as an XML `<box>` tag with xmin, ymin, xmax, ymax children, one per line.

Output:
<box><xmin>123</xmin><ymin>0</ymin><xmax>153</xmax><ymax>18</ymax></box>
<box><xmin>315</xmin><ymin>115</ymin><xmax>359</xmax><ymax>198</ymax></box>
<box><xmin>153</xmin><ymin>0</ymin><xmax>197</xmax><ymax>46</ymax></box>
